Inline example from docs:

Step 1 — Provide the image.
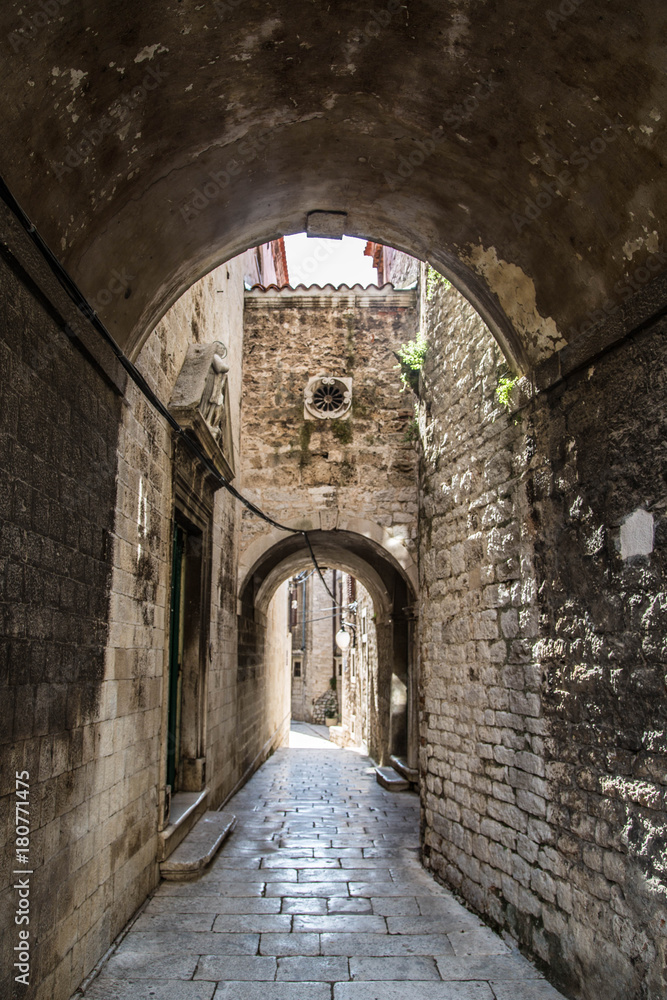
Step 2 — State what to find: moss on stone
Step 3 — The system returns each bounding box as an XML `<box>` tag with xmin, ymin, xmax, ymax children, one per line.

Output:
<box><xmin>331</xmin><ymin>419</ymin><xmax>353</xmax><ymax>444</ymax></box>
<box><xmin>299</xmin><ymin>421</ymin><xmax>312</xmax><ymax>466</ymax></box>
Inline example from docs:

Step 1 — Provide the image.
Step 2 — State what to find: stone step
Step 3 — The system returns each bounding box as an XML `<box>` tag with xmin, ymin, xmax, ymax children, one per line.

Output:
<box><xmin>160</xmin><ymin>810</ymin><xmax>237</xmax><ymax>881</ymax></box>
<box><xmin>375</xmin><ymin>766</ymin><xmax>410</xmax><ymax>792</ymax></box>
<box><xmin>390</xmin><ymin>755</ymin><xmax>419</xmax><ymax>785</ymax></box>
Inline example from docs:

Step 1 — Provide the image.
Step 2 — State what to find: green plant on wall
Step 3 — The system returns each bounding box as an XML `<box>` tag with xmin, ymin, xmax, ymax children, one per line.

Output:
<box><xmin>495</xmin><ymin>370</ymin><xmax>520</xmax><ymax>411</ymax></box>
<box><xmin>403</xmin><ymin>403</ymin><xmax>421</xmax><ymax>443</ymax></box>
<box><xmin>395</xmin><ymin>335</ymin><xmax>428</xmax><ymax>393</ymax></box>
<box><xmin>403</xmin><ymin>417</ymin><xmax>420</xmax><ymax>443</ymax></box>
<box><xmin>426</xmin><ymin>265</ymin><xmax>451</xmax><ymax>300</ymax></box>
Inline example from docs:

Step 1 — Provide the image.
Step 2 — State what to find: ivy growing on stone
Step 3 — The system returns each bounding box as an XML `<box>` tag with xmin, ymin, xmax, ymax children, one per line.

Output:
<box><xmin>395</xmin><ymin>335</ymin><xmax>428</xmax><ymax>393</ymax></box>
<box><xmin>495</xmin><ymin>370</ymin><xmax>520</xmax><ymax>411</ymax></box>
<box><xmin>426</xmin><ymin>265</ymin><xmax>451</xmax><ymax>300</ymax></box>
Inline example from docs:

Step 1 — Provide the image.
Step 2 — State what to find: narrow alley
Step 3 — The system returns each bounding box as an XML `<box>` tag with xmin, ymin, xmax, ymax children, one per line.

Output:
<box><xmin>83</xmin><ymin>726</ymin><xmax>565</xmax><ymax>1000</ymax></box>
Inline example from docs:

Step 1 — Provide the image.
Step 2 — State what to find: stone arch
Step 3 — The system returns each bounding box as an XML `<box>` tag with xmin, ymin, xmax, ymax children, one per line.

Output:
<box><xmin>1</xmin><ymin>2</ymin><xmax>663</xmax><ymax>375</ymax></box>
<box><xmin>238</xmin><ymin>527</ymin><xmax>418</xmax><ymax>765</ymax></box>
<box><xmin>238</xmin><ymin>512</ymin><xmax>418</xmax><ymax>611</ymax></box>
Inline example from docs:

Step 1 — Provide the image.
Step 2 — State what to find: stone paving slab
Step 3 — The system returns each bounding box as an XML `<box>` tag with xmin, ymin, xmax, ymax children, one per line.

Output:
<box><xmin>194</xmin><ymin>956</ymin><xmax>278</xmax><ymax>981</ymax></box>
<box><xmin>280</xmin><ymin>897</ymin><xmax>329</xmax><ymax>914</ymax></box>
<box><xmin>116</xmin><ymin>932</ymin><xmax>260</xmax><ymax>955</ymax></box>
<box><xmin>86</xmin><ymin>982</ymin><xmax>216</xmax><ymax>1000</ymax></box>
<box><xmin>292</xmin><ymin>915</ymin><xmax>387</xmax><ymax>933</ymax></box>
<box><xmin>321</xmin><ymin>933</ymin><xmax>456</xmax><ymax>956</ymax></box>
<box><xmin>349</xmin><ymin>957</ymin><xmax>442</xmax><ymax>981</ymax></box>
<box><xmin>212</xmin><ymin>914</ymin><xmax>292</xmax><ymax>933</ymax></box>
<box><xmin>490</xmin><ymin>983</ymin><xmax>567</xmax><ymax>999</ymax></box>
<box><xmin>276</xmin><ymin>957</ymin><xmax>351</xmax><ymax>980</ymax></box>
<box><xmin>86</xmin><ymin>728</ymin><xmax>567</xmax><ymax>1000</ymax></box>
<box><xmin>259</xmin><ymin>932</ymin><xmax>321</xmax><ymax>956</ymax></box>
<box><xmin>435</xmin><ymin>956</ymin><xmax>544</xmax><ymax>980</ymax></box>
<box><xmin>146</xmin><ymin>897</ymin><xmax>283</xmax><ymax>914</ymax></box>
<box><xmin>335</xmin><ymin>984</ymin><xmax>495</xmax><ymax>999</ymax></box>
<box><xmin>103</xmin><ymin>951</ymin><xmax>200</xmax><ymax>980</ymax></box>
<box><xmin>447</xmin><ymin>928</ymin><xmax>512</xmax><ymax>957</ymax></box>
<box><xmin>214</xmin><ymin>984</ymin><xmax>331</xmax><ymax>1000</ymax></box>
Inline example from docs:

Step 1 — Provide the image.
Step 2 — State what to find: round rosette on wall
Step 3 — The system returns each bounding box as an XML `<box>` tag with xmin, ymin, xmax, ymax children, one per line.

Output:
<box><xmin>304</xmin><ymin>375</ymin><xmax>352</xmax><ymax>420</ymax></box>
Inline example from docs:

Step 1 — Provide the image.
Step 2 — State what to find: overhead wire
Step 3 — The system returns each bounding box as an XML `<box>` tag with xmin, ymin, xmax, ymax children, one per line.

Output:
<box><xmin>0</xmin><ymin>172</ymin><xmax>342</xmax><ymax>603</ymax></box>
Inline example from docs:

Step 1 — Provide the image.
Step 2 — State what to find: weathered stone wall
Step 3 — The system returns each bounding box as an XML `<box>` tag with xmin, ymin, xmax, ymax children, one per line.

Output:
<box><xmin>338</xmin><ymin>579</ymin><xmax>378</xmax><ymax>751</ymax></box>
<box><xmin>290</xmin><ymin>569</ymin><xmax>339</xmax><ymax>724</ymax></box>
<box><xmin>261</xmin><ymin>580</ymin><xmax>291</xmax><ymax>749</ymax></box>
<box><xmin>0</xmin><ymin>254</ymin><xmax>122</xmax><ymax>1000</ymax></box>
<box><xmin>239</xmin><ymin>285</ymin><xmax>419</xmax><ymax>557</ymax></box>
<box><xmin>1</xmin><ymin>251</ymin><xmax>292</xmax><ymax>1000</ymax></box>
<box><xmin>418</xmin><ymin>280</ymin><xmax>667</xmax><ymax>1000</ymax></box>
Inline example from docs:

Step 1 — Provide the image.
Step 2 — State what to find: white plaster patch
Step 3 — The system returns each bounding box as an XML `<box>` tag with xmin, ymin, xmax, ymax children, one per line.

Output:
<box><xmin>465</xmin><ymin>244</ymin><xmax>566</xmax><ymax>363</ymax></box>
<box><xmin>69</xmin><ymin>69</ymin><xmax>87</xmax><ymax>90</ymax></box>
<box><xmin>134</xmin><ymin>44</ymin><xmax>169</xmax><ymax>63</ymax></box>
<box><xmin>649</xmin><ymin>108</ymin><xmax>661</xmax><ymax>122</ymax></box>
<box><xmin>623</xmin><ymin>236</ymin><xmax>647</xmax><ymax>260</ymax></box>
<box><xmin>620</xmin><ymin>509</ymin><xmax>654</xmax><ymax>560</ymax></box>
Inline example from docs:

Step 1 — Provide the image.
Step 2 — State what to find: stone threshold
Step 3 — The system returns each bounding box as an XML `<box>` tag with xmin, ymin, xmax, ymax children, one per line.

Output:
<box><xmin>390</xmin><ymin>754</ymin><xmax>419</xmax><ymax>786</ymax></box>
<box><xmin>375</xmin><ymin>765</ymin><xmax>410</xmax><ymax>792</ymax></box>
<box><xmin>157</xmin><ymin>787</ymin><xmax>209</xmax><ymax>862</ymax></box>
<box><xmin>159</xmin><ymin>810</ymin><xmax>237</xmax><ymax>881</ymax></box>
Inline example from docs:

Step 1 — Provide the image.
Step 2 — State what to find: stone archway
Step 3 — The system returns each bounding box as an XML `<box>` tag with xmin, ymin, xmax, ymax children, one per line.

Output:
<box><xmin>239</xmin><ymin>527</ymin><xmax>418</xmax><ymax>766</ymax></box>
<box><xmin>0</xmin><ymin>2</ymin><xmax>664</xmax><ymax>379</ymax></box>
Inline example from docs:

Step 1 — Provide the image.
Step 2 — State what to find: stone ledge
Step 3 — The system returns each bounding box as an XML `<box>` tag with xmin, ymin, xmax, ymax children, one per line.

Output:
<box><xmin>390</xmin><ymin>755</ymin><xmax>419</xmax><ymax>785</ymax></box>
<box><xmin>160</xmin><ymin>810</ymin><xmax>237</xmax><ymax>881</ymax></box>
<box><xmin>375</xmin><ymin>766</ymin><xmax>410</xmax><ymax>792</ymax></box>
<box><xmin>158</xmin><ymin>788</ymin><xmax>209</xmax><ymax>862</ymax></box>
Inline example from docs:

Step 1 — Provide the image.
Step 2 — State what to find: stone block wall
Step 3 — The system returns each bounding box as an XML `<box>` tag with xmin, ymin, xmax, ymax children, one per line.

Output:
<box><xmin>339</xmin><ymin>579</ymin><xmax>378</xmax><ymax>750</ymax></box>
<box><xmin>418</xmin><ymin>280</ymin><xmax>666</xmax><ymax>1000</ymax></box>
<box><xmin>0</xmin><ymin>254</ymin><xmax>122</xmax><ymax>1000</ymax></box>
<box><xmin>239</xmin><ymin>285</ymin><xmax>419</xmax><ymax>555</ymax></box>
<box><xmin>1</xmin><ymin>251</ymin><xmax>291</xmax><ymax>1000</ymax></box>
<box><xmin>291</xmin><ymin>569</ymin><xmax>340</xmax><ymax>724</ymax></box>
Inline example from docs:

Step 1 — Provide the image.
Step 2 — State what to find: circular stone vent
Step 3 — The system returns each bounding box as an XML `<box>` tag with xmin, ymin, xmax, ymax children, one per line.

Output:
<box><xmin>304</xmin><ymin>376</ymin><xmax>352</xmax><ymax>420</ymax></box>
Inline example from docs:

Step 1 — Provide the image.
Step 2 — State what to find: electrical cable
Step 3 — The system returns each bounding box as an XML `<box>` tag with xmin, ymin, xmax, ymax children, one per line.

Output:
<box><xmin>0</xmin><ymin>172</ymin><xmax>342</xmax><ymax>602</ymax></box>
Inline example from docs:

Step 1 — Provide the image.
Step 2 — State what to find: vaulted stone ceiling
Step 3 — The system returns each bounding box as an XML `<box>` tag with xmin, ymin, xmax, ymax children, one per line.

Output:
<box><xmin>1</xmin><ymin>1</ymin><xmax>664</xmax><ymax>367</ymax></box>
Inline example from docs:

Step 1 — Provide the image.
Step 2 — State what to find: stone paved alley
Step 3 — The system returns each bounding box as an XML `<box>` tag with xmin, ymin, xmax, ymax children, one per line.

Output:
<box><xmin>83</xmin><ymin>726</ymin><xmax>567</xmax><ymax>1000</ymax></box>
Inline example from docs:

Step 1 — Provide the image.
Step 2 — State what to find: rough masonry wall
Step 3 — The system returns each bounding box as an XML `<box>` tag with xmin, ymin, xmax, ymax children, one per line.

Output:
<box><xmin>1</xmin><ymin>252</ymin><xmax>289</xmax><ymax>1000</ymax></box>
<box><xmin>53</xmin><ymin>258</ymin><xmax>246</xmax><ymax>1000</ymax></box>
<box><xmin>339</xmin><ymin>580</ymin><xmax>378</xmax><ymax>751</ymax></box>
<box><xmin>529</xmin><ymin>321</ymin><xmax>667</xmax><ymax>1000</ymax></box>
<box><xmin>291</xmin><ymin>570</ymin><xmax>339</xmax><ymax>725</ymax></box>
<box><xmin>239</xmin><ymin>287</ymin><xmax>419</xmax><ymax>556</ymax></box>
<box><xmin>0</xmin><ymin>256</ymin><xmax>122</xmax><ymax>1000</ymax></box>
<box><xmin>418</xmin><ymin>281</ymin><xmax>666</xmax><ymax>1000</ymax></box>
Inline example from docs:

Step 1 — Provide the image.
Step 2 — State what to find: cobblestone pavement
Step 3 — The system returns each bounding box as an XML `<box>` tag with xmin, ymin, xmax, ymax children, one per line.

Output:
<box><xmin>85</xmin><ymin>725</ymin><xmax>566</xmax><ymax>1000</ymax></box>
